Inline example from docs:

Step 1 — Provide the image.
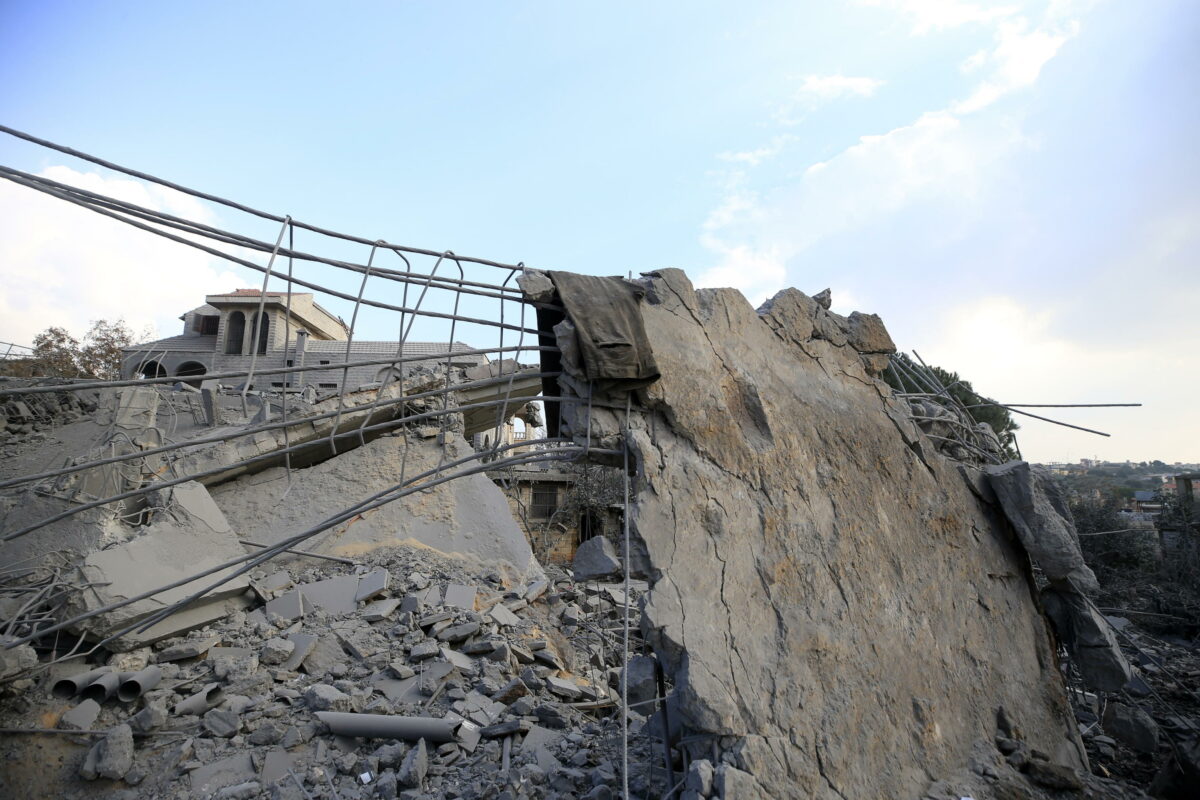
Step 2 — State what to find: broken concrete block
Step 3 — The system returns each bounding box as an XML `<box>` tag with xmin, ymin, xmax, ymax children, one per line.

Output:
<box><xmin>397</xmin><ymin>737</ymin><xmax>428</xmax><ymax>788</ymax></box>
<box><xmin>157</xmin><ymin>635</ymin><xmax>221</xmax><ymax>662</ymax></box>
<box><xmin>443</xmin><ymin>584</ymin><xmax>477</xmax><ymax>611</ymax></box>
<box><xmin>355</xmin><ymin>568</ymin><xmax>390</xmax><ymax>603</ymax></box>
<box><xmin>620</xmin><ymin>654</ymin><xmax>658</xmax><ymax>710</ymax></box>
<box><xmin>487</xmin><ymin>603</ymin><xmax>520</xmax><ymax>627</ymax></box>
<box><xmin>264</xmin><ymin>588</ymin><xmax>312</xmax><ymax>622</ymax></box>
<box><xmin>572</xmin><ymin>536</ymin><xmax>622</xmax><ymax>581</ymax></box>
<box><xmin>80</xmin><ymin>724</ymin><xmax>134</xmax><ymax>781</ymax></box>
<box><xmin>260</xmin><ymin>637</ymin><xmax>295</xmax><ymax>666</ymax></box>
<box><xmin>300</xmin><ymin>636</ymin><xmax>347</xmax><ymax>676</ymax></box>
<box><xmin>437</xmin><ymin>622</ymin><xmax>479</xmax><ymax>643</ymax></box>
<box><xmin>65</xmin><ymin>481</ymin><xmax>251</xmax><ymax>650</ymax></box>
<box><xmin>1041</xmin><ymin>586</ymin><xmax>1131</xmax><ymax>692</ymax></box>
<box><xmin>1102</xmin><ymin>702</ymin><xmax>1159</xmax><ymax>754</ymax></box>
<box><xmin>203</xmin><ymin>708</ymin><xmax>241</xmax><ymax>738</ymax></box>
<box><xmin>362</xmin><ymin>597</ymin><xmax>401</xmax><ymax>622</ymax></box>
<box><xmin>544</xmin><ymin>676</ymin><xmax>582</xmax><ymax>700</ymax></box>
<box><xmin>985</xmin><ymin>461</ymin><xmax>1099</xmax><ymax>594</ymax></box>
<box><xmin>685</xmin><ymin>759</ymin><xmax>714</xmax><ymax>796</ymax></box>
<box><xmin>281</xmin><ymin>632</ymin><xmax>318</xmax><ymax>671</ymax></box>
<box><xmin>439</xmin><ymin>647</ymin><xmax>476</xmax><ymax>672</ymax></box>
<box><xmin>524</xmin><ymin>580</ymin><xmax>549</xmax><ymax>602</ymax></box>
<box><xmin>0</xmin><ymin>637</ymin><xmax>37</xmax><ymax>680</ymax></box>
<box><xmin>190</xmin><ymin>752</ymin><xmax>256</xmax><ymax>794</ymax></box>
<box><xmin>304</xmin><ymin>683</ymin><xmax>353</xmax><ymax>712</ymax></box>
<box><xmin>409</xmin><ymin>641</ymin><xmax>439</xmax><ymax>661</ymax></box>
<box><xmin>59</xmin><ymin>698</ymin><xmax>101</xmax><ymax>731</ymax></box>
<box><xmin>298</xmin><ymin>575</ymin><xmax>360</xmax><ymax>614</ymax></box>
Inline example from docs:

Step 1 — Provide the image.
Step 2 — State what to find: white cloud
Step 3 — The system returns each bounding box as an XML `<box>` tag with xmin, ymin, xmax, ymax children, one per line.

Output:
<box><xmin>718</xmin><ymin>134</ymin><xmax>797</xmax><ymax>167</ymax></box>
<box><xmin>857</xmin><ymin>0</ymin><xmax>1019</xmax><ymax>34</ymax></box>
<box><xmin>916</xmin><ymin>296</ymin><xmax>1198</xmax><ymax>463</ymax></box>
<box><xmin>954</xmin><ymin>15</ymin><xmax>1078</xmax><ymax>113</ymax></box>
<box><xmin>0</xmin><ymin>166</ymin><xmax>251</xmax><ymax>347</ymax></box>
<box><xmin>797</xmin><ymin>74</ymin><xmax>885</xmax><ymax>102</ymax></box>
<box><xmin>701</xmin><ymin>2</ymin><xmax>1083</xmax><ymax>295</ymax></box>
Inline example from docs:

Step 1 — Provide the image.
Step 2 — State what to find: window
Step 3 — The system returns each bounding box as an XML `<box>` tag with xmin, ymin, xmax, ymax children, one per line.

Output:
<box><xmin>530</xmin><ymin>484</ymin><xmax>558</xmax><ymax>519</ymax></box>
<box><xmin>318</xmin><ymin>383</ymin><xmax>338</xmax><ymax>389</ymax></box>
<box><xmin>249</xmin><ymin>312</ymin><xmax>269</xmax><ymax>354</ymax></box>
<box><xmin>197</xmin><ymin>315</ymin><xmax>219</xmax><ymax>335</ymax></box>
<box><xmin>319</xmin><ymin>360</ymin><xmax>330</xmax><ymax>365</ymax></box>
<box><xmin>225</xmin><ymin>312</ymin><xmax>245</xmax><ymax>355</ymax></box>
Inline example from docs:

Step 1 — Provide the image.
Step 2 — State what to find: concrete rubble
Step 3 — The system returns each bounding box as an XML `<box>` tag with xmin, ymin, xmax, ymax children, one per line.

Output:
<box><xmin>0</xmin><ymin>269</ymin><xmax>1178</xmax><ymax>799</ymax></box>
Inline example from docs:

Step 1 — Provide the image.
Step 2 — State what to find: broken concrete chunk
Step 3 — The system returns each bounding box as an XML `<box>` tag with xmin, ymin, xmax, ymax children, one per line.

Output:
<box><xmin>443</xmin><ymin>583</ymin><xmax>477</xmax><ymax>611</ymax></box>
<box><xmin>203</xmin><ymin>707</ymin><xmax>241</xmax><ymax>738</ymax></box>
<box><xmin>620</xmin><ymin>654</ymin><xmax>658</xmax><ymax>710</ymax></box>
<box><xmin>65</xmin><ymin>481</ymin><xmax>251</xmax><ymax>650</ymax></box>
<box><xmin>158</xmin><ymin>635</ymin><xmax>221</xmax><ymax>662</ymax></box>
<box><xmin>544</xmin><ymin>676</ymin><xmax>583</xmax><ymax>700</ymax></box>
<box><xmin>300</xmin><ymin>636</ymin><xmax>347</xmax><ymax>676</ymax></box>
<box><xmin>686</xmin><ymin>759</ymin><xmax>715</xmax><ymax>796</ymax></box>
<box><xmin>190</xmin><ymin>752</ymin><xmax>256</xmax><ymax>795</ymax></box>
<box><xmin>281</xmin><ymin>632</ymin><xmax>318</xmax><ymax>671</ymax></box>
<box><xmin>1041</xmin><ymin>586</ymin><xmax>1131</xmax><ymax>692</ymax></box>
<box><xmin>437</xmin><ymin>621</ymin><xmax>480</xmax><ymax>643</ymax></box>
<box><xmin>409</xmin><ymin>641</ymin><xmax>440</xmax><ymax>661</ymax></box>
<box><xmin>264</xmin><ymin>588</ymin><xmax>312</xmax><ymax>622</ymax></box>
<box><xmin>397</xmin><ymin>737</ymin><xmax>428</xmax><ymax>788</ymax></box>
<box><xmin>297</xmin><ymin>575</ymin><xmax>360</xmax><ymax>614</ymax></box>
<box><xmin>985</xmin><ymin>461</ymin><xmax>1100</xmax><ymax>594</ymax></box>
<box><xmin>259</xmin><ymin>637</ymin><xmax>295</xmax><ymax>666</ymax></box>
<box><xmin>524</xmin><ymin>580</ymin><xmax>550</xmax><ymax>602</ymax></box>
<box><xmin>1102</xmin><ymin>701</ymin><xmax>1159</xmax><ymax>754</ymax></box>
<box><xmin>572</xmin><ymin>536</ymin><xmax>622</xmax><ymax>581</ymax></box>
<box><xmin>80</xmin><ymin>724</ymin><xmax>134</xmax><ymax>781</ymax></box>
<box><xmin>488</xmin><ymin>603</ymin><xmax>520</xmax><ymax>627</ymax></box>
<box><xmin>355</xmin><ymin>568</ymin><xmax>390</xmax><ymax>603</ymax></box>
<box><xmin>259</xmin><ymin>747</ymin><xmax>296</xmax><ymax>785</ymax></box>
<box><xmin>59</xmin><ymin>698</ymin><xmax>101</xmax><ymax>731</ymax></box>
<box><xmin>362</xmin><ymin>597</ymin><xmax>401</xmax><ymax>622</ymax></box>
<box><xmin>304</xmin><ymin>683</ymin><xmax>353</xmax><ymax>712</ymax></box>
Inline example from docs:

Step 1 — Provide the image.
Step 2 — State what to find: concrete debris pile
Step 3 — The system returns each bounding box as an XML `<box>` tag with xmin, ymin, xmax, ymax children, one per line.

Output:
<box><xmin>0</xmin><ymin>378</ymin><xmax>101</xmax><ymax>446</ymax></box>
<box><xmin>534</xmin><ymin>268</ymin><xmax>1137</xmax><ymax>799</ymax></box>
<box><xmin>0</xmin><ymin>543</ymin><xmax>670</xmax><ymax>799</ymax></box>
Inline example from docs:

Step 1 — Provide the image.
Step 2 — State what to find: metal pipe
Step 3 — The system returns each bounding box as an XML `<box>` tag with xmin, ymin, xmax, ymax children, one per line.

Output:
<box><xmin>117</xmin><ymin>666</ymin><xmax>162</xmax><ymax>702</ymax></box>
<box><xmin>51</xmin><ymin>667</ymin><xmax>111</xmax><ymax>699</ymax></box>
<box><xmin>314</xmin><ymin>712</ymin><xmax>455</xmax><ymax>742</ymax></box>
<box><xmin>81</xmin><ymin>671</ymin><xmax>130</xmax><ymax>702</ymax></box>
<box><xmin>173</xmin><ymin>683</ymin><xmax>224</xmax><ymax>715</ymax></box>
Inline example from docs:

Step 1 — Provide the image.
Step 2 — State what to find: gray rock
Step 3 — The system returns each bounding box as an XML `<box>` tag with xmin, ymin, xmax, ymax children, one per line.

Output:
<box><xmin>260</xmin><ymin>637</ymin><xmax>295</xmax><ymax>665</ymax></box>
<box><xmin>685</xmin><ymin>758</ymin><xmax>714</xmax><ymax>796</ymax></box>
<box><xmin>304</xmin><ymin>683</ymin><xmax>352</xmax><ymax>712</ymax></box>
<box><xmin>572</xmin><ymin>536</ymin><xmax>622</xmax><ymax>581</ymax></box>
<box><xmin>80</xmin><ymin>724</ymin><xmax>135</xmax><ymax>781</ymax></box>
<box><xmin>59</xmin><ymin>698</ymin><xmax>101</xmax><ymax>731</ymax></box>
<box><xmin>545</xmin><ymin>676</ymin><xmax>582</xmax><ymax>700</ymax></box>
<box><xmin>1041</xmin><ymin>586</ymin><xmax>1131</xmax><ymax>692</ymax></box>
<box><xmin>985</xmin><ymin>461</ymin><xmax>1099</xmax><ymax>594</ymax></box>
<box><xmin>620</xmin><ymin>654</ymin><xmax>657</xmax><ymax>710</ymax></box>
<box><xmin>1026</xmin><ymin>759</ymin><xmax>1083</xmax><ymax>791</ymax></box>
<box><xmin>203</xmin><ymin>708</ymin><xmax>241</xmax><ymax>738</ymax></box>
<box><xmin>571</xmin><ymin>269</ymin><xmax>1088</xmax><ymax>799</ymax></box>
<box><xmin>1102</xmin><ymin>701</ymin><xmax>1159</xmax><ymax>754</ymax></box>
<box><xmin>397</xmin><ymin>738</ymin><xmax>428</xmax><ymax>788</ymax></box>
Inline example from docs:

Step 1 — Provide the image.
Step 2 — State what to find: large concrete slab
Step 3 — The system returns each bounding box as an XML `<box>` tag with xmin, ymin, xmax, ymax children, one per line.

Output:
<box><xmin>556</xmin><ymin>270</ymin><xmax>1085</xmax><ymax>798</ymax></box>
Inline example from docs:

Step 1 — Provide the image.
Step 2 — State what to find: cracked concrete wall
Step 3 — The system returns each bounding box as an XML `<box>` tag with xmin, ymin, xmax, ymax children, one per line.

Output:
<box><xmin>601</xmin><ymin>270</ymin><xmax>1083</xmax><ymax>798</ymax></box>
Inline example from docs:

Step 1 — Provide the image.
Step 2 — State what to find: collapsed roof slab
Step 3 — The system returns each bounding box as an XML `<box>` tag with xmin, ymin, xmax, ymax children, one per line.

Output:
<box><xmin>209</xmin><ymin>431</ymin><xmax>544</xmax><ymax>585</ymax></box>
<box><xmin>572</xmin><ymin>269</ymin><xmax>1085</xmax><ymax>798</ymax></box>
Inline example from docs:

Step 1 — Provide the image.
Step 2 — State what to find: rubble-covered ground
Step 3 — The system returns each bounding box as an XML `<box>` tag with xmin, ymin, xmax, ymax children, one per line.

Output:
<box><xmin>0</xmin><ymin>543</ymin><xmax>672</xmax><ymax>799</ymax></box>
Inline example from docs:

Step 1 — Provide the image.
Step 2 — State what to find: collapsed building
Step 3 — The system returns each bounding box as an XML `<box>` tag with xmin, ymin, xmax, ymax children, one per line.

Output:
<box><xmin>0</xmin><ymin>127</ymin><xmax>1183</xmax><ymax>800</ymax></box>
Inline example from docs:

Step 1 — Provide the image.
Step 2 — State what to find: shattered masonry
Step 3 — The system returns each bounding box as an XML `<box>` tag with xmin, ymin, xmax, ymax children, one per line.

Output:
<box><xmin>0</xmin><ymin>269</ymin><xmax>1134</xmax><ymax>800</ymax></box>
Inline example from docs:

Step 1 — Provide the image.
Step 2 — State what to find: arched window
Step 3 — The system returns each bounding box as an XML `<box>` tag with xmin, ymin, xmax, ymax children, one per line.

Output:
<box><xmin>249</xmin><ymin>312</ymin><xmax>269</xmax><ymax>355</ymax></box>
<box><xmin>175</xmin><ymin>361</ymin><xmax>208</xmax><ymax>388</ymax></box>
<box><xmin>225</xmin><ymin>312</ymin><xmax>245</xmax><ymax>355</ymax></box>
<box><xmin>139</xmin><ymin>360</ymin><xmax>166</xmax><ymax>379</ymax></box>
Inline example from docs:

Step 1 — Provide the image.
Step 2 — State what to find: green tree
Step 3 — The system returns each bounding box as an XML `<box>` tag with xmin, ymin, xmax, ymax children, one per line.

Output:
<box><xmin>884</xmin><ymin>354</ymin><xmax>1020</xmax><ymax>459</ymax></box>
<box><xmin>30</xmin><ymin>319</ymin><xmax>150</xmax><ymax>380</ymax></box>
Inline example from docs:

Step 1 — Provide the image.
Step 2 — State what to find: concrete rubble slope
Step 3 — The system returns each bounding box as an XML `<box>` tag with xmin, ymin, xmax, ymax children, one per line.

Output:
<box><xmin>64</xmin><ymin>480</ymin><xmax>252</xmax><ymax>651</ymax></box>
<box><xmin>209</xmin><ymin>431</ymin><xmax>544</xmax><ymax>584</ymax></box>
<box><xmin>563</xmin><ymin>269</ymin><xmax>1086</xmax><ymax>798</ymax></box>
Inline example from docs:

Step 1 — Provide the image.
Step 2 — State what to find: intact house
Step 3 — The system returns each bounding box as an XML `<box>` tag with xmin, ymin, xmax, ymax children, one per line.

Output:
<box><xmin>120</xmin><ymin>290</ymin><xmax>486</xmax><ymax>391</ymax></box>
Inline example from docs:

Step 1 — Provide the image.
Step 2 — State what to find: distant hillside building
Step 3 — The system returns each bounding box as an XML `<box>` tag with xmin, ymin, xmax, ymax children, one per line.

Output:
<box><xmin>120</xmin><ymin>290</ymin><xmax>485</xmax><ymax>391</ymax></box>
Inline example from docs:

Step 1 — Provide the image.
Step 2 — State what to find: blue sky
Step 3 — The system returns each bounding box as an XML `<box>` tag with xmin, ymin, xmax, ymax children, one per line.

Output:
<box><xmin>1</xmin><ymin>0</ymin><xmax>1196</xmax><ymax>463</ymax></box>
